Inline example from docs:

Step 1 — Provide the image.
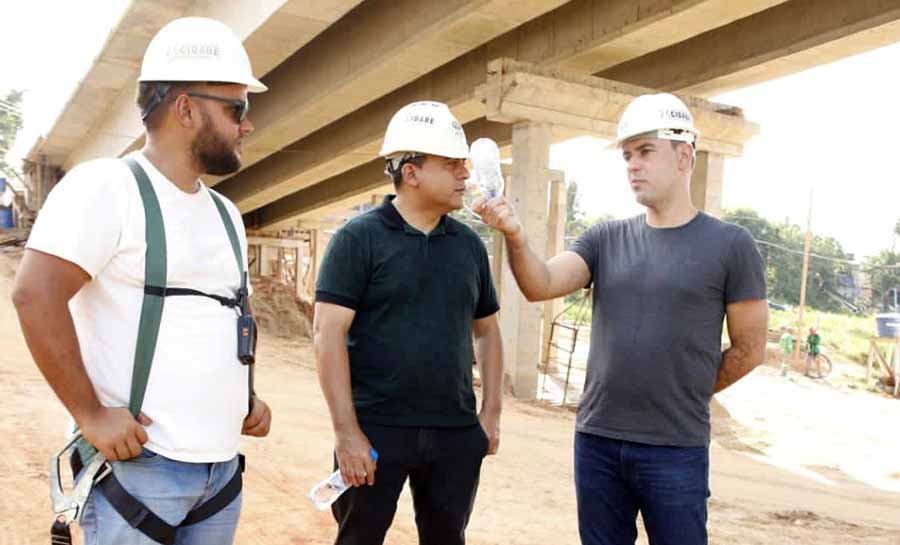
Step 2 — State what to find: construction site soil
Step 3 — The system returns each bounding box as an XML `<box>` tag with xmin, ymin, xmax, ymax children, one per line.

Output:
<box><xmin>1</xmin><ymin>249</ymin><xmax>898</xmax><ymax>544</ymax></box>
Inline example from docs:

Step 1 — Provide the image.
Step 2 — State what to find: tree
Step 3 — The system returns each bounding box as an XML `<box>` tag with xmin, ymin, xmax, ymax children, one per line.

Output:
<box><xmin>723</xmin><ymin>208</ymin><xmax>855</xmax><ymax>313</ymax></box>
<box><xmin>865</xmin><ymin>251</ymin><xmax>900</xmax><ymax>312</ymax></box>
<box><xmin>565</xmin><ymin>179</ymin><xmax>611</xmax><ymax>240</ymax></box>
<box><xmin>565</xmin><ymin>179</ymin><xmax>585</xmax><ymax>236</ymax></box>
<box><xmin>0</xmin><ymin>89</ymin><xmax>24</xmax><ymax>182</ymax></box>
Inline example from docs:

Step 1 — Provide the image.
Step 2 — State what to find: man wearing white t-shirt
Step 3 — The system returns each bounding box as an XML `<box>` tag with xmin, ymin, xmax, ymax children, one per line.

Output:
<box><xmin>12</xmin><ymin>17</ymin><xmax>271</xmax><ymax>545</ymax></box>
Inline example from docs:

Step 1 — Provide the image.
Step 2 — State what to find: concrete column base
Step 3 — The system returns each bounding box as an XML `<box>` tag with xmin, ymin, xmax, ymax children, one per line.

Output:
<box><xmin>500</xmin><ymin>122</ymin><xmax>552</xmax><ymax>399</ymax></box>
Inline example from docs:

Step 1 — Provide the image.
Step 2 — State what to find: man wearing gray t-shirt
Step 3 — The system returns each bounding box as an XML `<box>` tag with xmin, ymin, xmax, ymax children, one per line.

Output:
<box><xmin>475</xmin><ymin>93</ymin><xmax>767</xmax><ymax>545</ymax></box>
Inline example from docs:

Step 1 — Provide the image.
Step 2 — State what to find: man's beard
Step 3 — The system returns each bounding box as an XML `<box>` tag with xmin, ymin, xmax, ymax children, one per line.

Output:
<box><xmin>191</xmin><ymin>112</ymin><xmax>241</xmax><ymax>175</ymax></box>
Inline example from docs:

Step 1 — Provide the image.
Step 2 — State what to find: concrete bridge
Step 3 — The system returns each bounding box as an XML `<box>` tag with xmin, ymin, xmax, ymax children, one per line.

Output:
<box><xmin>21</xmin><ymin>0</ymin><xmax>900</xmax><ymax>397</ymax></box>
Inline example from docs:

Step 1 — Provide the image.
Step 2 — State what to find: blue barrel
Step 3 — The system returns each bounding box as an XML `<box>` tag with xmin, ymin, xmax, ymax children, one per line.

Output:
<box><xmin>0</xmin><ymin>206</ymin><xmax>12</xmax><ymax>228</ymax></box>
<box><xmin>875</xmin><ymin>313</ymin><xmax>900</xmax><ymax>338</ymax></box>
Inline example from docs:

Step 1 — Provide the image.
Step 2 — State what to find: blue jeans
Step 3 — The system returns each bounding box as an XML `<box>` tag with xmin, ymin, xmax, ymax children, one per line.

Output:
<box><xmin>574</xmin><ymin>432</ymin><xmax>709</xmax><ymax>545</ymax></box>
<box><xmin>78</xmin><ymin>449</ymin><xmax>242</xmax><ymax>545</ymax></box>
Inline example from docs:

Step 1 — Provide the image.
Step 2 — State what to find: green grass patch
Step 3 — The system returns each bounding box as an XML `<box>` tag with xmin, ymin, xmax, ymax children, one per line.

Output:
<box><xmin>559</xmin><ymin>295</ymin><xmax>877</xmax><ymax>367</ymax></box>
<box><xmin>767</xmin><ymin>308</ymin><xmax>875</xmax><ymax>366</ymax></box>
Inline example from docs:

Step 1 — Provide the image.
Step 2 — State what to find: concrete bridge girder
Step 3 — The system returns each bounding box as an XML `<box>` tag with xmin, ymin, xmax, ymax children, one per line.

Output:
<box><xmin>251</xmin><ymin>58</ymin><xmax>757</xmax><ymax>230</ymax></box>
<box><xmin>480</xmin><ymin>59</ymin><xmax>759</xmax><ymax>156</ymax></box>
<box><xmin>226</xmin><ymin>0</ymin><xmax>899</xmax><ymax>224</ymax></box>
<box><xmin>222</xmin><ymin>0</ymin><xmax>788</xmax><ymax>213</ymax></box>
<box><xmin>56</xmin><ymin>0</ymin><xmax>365</xmax><ymax>171</ymax></box>
<box><xmin>211</xmin><ymin>0</ymin><xmax>573</xmax><ymax>185</ymax></box>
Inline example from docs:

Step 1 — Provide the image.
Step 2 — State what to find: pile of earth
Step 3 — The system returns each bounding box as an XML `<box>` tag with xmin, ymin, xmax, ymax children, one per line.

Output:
<box><xmin>250</xmin><ymin>276</ymin><xmax>313</xmax><ymax>339</ymax></box>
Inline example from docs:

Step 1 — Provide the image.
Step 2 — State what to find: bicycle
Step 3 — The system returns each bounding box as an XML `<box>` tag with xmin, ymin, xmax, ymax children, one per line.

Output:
<box><xmin>801</xmin><ymin>344</ymin><xmax>833</xmax><ymax>379</ymax></box>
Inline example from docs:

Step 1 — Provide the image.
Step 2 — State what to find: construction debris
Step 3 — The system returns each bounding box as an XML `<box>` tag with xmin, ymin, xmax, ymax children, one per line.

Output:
<box><xmin>0</xmin><ymin>228</ymin><xmax>28</xmax><ymax>248</ymax></box>
<box><xmin>250</xmin><ymin>276</ymin><xmax>313</xmax><ymax>339</ymax></box>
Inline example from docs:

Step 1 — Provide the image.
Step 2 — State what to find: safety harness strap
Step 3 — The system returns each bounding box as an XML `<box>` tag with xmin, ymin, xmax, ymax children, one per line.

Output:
<box><xmin>124</xmin><ymin>158</ymin><xmax>167</xmax><ymax>418</ymax></box>
<box><xmin>97</xmin><ymin>471</ymin><xmax>177</xmax><ymax>545</ymax></box>
<box><xmin>143</xmin><ymin>286</ymin><xmax>239</xmax><ymax>308</ymax></box>
<box><xmin>73</xmin><ymin>158</ymin><xmax>168</xmax><ymax>466</ymax></box>
<box><xmin>94</xmin><ymin>454</ymin><xmax>245</xmax><ymax>545</ymax></box>
<box><xmin>70</xmin><ymin>449</ymin><xmax>244</xmax><ymax>541</ymax></box>
<box><xmin>180</xmin><ymin>455</ymin><xmax>246</xmax><ymax>526</ymax></box>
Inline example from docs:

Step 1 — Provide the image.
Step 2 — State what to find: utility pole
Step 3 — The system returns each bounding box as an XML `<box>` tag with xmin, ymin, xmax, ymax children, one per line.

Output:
<box><xmin>794</xmin><ymin>189</ymin><xmax>813</xmax><ymax>362</ymax></box>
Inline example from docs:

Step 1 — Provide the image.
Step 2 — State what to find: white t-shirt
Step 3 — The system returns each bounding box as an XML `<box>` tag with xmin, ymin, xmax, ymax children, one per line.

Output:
<box><xmin>27</xmin><ymin>151</ymin><xmax>251</xmax><ymax>463</ymax></box>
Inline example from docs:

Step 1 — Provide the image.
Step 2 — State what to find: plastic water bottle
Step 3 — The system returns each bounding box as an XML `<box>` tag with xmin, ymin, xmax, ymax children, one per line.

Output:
<box><xmin>463</xmin><ymin>138</ymin><xmax>504</xmax><ymax>213</ymax></box>
<box><xmin>308</xmin><ymin>448</ymin><xmax>379</xmax><ymax>511</ymax></box>
<box><xmin>470</xmin><ymin>138</ymin><xmax>504</xmax><ymax>198</ymax></box>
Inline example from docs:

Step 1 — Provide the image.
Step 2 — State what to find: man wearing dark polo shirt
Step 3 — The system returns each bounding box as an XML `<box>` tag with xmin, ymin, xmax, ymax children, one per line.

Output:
<box><xmin>313</xmin><ymin>101</ymin><xmax>503</xmax><ymax>545</ymax></box>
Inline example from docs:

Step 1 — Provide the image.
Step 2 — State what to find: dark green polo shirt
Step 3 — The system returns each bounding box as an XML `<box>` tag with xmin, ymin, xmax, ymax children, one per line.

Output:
<box><xmin>315</xmin><ymin>196</ymin><xmax>500</xmax><ymax>427</ymax></box>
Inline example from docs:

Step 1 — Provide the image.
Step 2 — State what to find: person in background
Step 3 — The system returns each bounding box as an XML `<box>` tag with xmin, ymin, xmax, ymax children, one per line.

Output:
<box><xmin>779</xmin><ymin>326</ymin><xmax>795</xmax><ymax>376</ymax></box>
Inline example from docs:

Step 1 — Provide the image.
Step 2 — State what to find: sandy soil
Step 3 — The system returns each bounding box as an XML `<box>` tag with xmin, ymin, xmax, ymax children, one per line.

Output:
<box><xmin>1</xmin><ymin>250</ymin><xmax>899</xmax><ymax>545</ymax></box>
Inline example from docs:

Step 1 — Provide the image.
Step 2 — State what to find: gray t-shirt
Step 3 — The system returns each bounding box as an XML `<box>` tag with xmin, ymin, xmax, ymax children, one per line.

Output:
<box><xmin>569</xmin><ymin>212</ymin><xmax>766</xmax><ymax>447</ymax></box>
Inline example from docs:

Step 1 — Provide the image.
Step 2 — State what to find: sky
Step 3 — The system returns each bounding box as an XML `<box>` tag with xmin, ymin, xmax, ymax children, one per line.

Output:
<box><xmin>0</xmin><ymin>1</ymin><xmax>131</xmax><ymax>162</ymax></box>
<box><xmin>3</xmin><ymin>1</ymin><xmax>900</xmax><ymax>259</ymax></box>
<box><xmin>552</xmin><ymin>40</ymin><xmax>900</xmax><ymax>260</ymax></box>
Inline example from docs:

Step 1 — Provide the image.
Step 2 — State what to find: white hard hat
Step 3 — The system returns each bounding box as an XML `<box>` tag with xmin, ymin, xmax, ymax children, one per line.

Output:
<box><xmin>612</xmin><ymin>93</ymin><xmax>698</xmax><ymax>148</ymax></box>
<box><xmin>139</xmin><ymin>17</ymin><xmax>267</xmax><ymax>92</ymax></box>
<box><xmin>379</xmin><ymin>101</ymin><xmax>468</xmax><ymax>159</ymax></box>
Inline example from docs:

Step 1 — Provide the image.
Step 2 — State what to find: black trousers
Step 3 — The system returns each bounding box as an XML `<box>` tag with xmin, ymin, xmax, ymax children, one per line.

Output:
<box><xmin>332</xmin><ymin>423</ymin><xmax>489</xmax><ymax>545</ymax></box>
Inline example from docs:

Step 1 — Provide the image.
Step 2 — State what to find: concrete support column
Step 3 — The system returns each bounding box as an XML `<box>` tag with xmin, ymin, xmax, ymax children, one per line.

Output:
<box><xmin>691</xmin><ymin>151</ymin><xmax>724</xmax><ymax>218</ymax></box>
<box><xmin>260</xmin><ymin>245</ymin><xmax>279</xmax><ymax>277</ymax></box>
<box><xmin>313</xmin><ymin>228</ymin><xmax>331</xmax><ymax>281</ymax></box>
<box><xmin>301</xmin><ymin>230</ymin><xmax>316</xmax><ymax>299</ymax></box>
<box><xmin>500</xmin><ymin>122</ymin><xmax>551</xmax><ymax>399</ymax></box>
<box><xmin>541</xmin><ymin>171</ymin><xmax>566</xmax><ymax>371</ymax></box>
<box><xmin>295</xmin><ymin>247</ymin><xmax>305</xmax><ymax>299</ymax></box>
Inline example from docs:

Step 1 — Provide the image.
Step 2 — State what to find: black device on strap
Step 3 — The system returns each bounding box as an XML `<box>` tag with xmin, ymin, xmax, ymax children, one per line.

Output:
<box><xmin>236</xmin><ymin>272</ymin><xmax>256</xmax><ymax>366</ymax></box>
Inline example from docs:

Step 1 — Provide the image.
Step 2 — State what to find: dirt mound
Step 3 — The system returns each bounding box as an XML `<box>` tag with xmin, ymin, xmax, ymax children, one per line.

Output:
<box><xmin>250</xmin><ymin>276</ymin><xmax>313</xmax><ymax>339</ymax></box>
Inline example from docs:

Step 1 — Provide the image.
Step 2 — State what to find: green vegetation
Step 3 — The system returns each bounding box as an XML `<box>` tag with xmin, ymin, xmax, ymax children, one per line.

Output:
<box><xmin>767</xmin><ymin>308</ymin><xmax>874</xmax><ymax>365</ymax></box>
<box><xmin>563</xmin><ymin>302</ymin><xmax>875</xmax><ymax>366</ymax></box>
<box><xmin>723</xmin><ymin>208</ymin><xmax>857</xmax><ymax>314</ymax></box>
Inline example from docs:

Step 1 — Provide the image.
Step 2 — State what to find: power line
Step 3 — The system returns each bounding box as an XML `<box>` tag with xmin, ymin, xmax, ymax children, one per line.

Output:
<box><xmin>754</xmin><ymin>238</ymin><xmax>900</xmax><ymax>271</ymax></box>
<box><xmin>754</xmin><ymin>239</ymin><xmax>856</xmax><ymax>264</ymax></box>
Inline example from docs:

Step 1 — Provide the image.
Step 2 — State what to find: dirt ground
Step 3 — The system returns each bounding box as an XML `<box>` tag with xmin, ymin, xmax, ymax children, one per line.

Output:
<box><xmin>1</xmin><ymin>249</ymin><xmax>899</xmax><ymax>545</ymax></box>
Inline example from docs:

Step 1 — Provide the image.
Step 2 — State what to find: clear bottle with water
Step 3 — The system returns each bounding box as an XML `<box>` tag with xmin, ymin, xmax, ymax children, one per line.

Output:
<box><xmin>463</xmin><ymin>138</ymin><xmax>505</xmax><ymax>214</ymax></box>
<box><xmin>308</xmin><ymin>448</ymin><xmax>379</xmax><ymax>511</ymax></box>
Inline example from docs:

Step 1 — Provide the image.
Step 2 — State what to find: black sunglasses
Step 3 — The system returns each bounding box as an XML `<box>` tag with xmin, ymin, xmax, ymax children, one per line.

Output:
<box><xmin>185</xmin><ymin>92</ymin><xmax>249</xmax><ymax>124</ymax></box>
